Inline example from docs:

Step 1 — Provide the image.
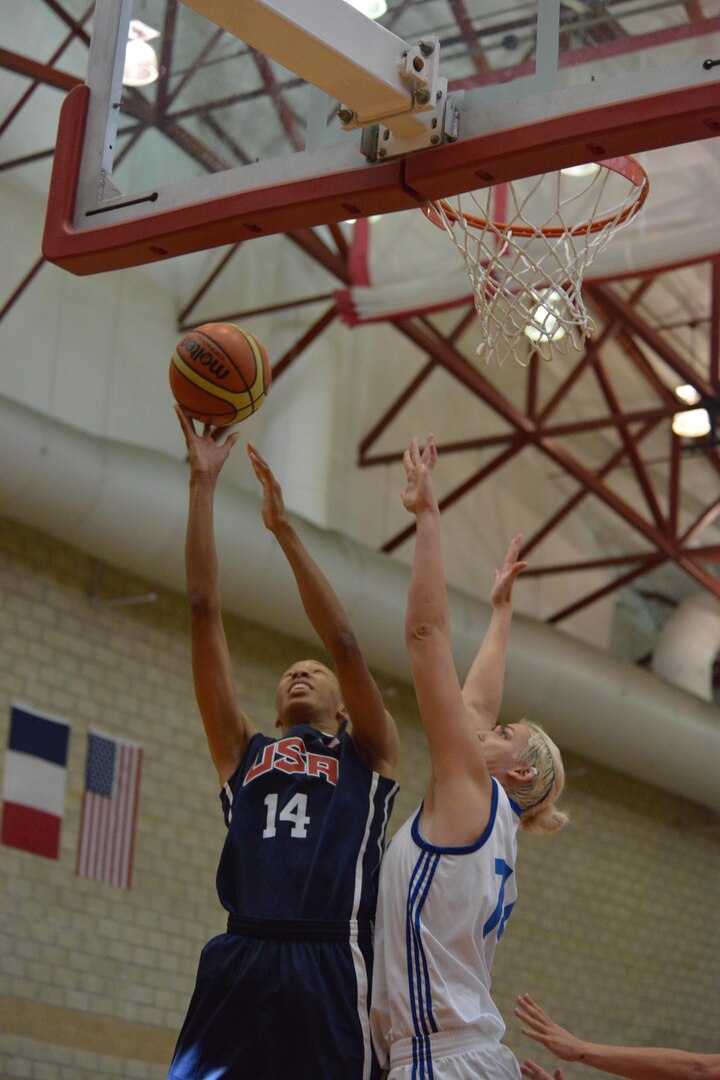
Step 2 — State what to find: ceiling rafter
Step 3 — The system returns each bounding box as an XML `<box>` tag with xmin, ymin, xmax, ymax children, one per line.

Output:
<box><xmin>591</xmin><ymin>355</ymin><xmax>666</xmax><ymax>530</ymax></box>
<box><xmin>250</xmin><ymin>50</ymin><xmax>305</xmax><ymax>153</ymax></box>
<box><xmin>0</xmin><ymin>47</ymin><xmax>81</xmax><ymax>92</ymax></box>
<box><xmin>271</xmin><ymin>303</ymin><xmax>339</xmax><ymax>381</ymax></box>
<box><xmin>358</xmin><ymin>306</ymin><xmax>477</xmax><ymax>464</ymax></box>
<box><xmin>376</xmin><ymin>314</ymin><xmax>720</xmax><ymax>609</ymax></box>
<box><xmin>0</xmin><ymin>2</ymin><xmax>91</xmax><ymax>136</ymax></box>
<box><xmin>3</xmin><ymin>0</ymin><xmax>720</xmax><ymax>641</ymax></box>
<box><xmin>587</xmin><ymin>283</ymin><xmax>716</xmax><ymax>399</ymax></box>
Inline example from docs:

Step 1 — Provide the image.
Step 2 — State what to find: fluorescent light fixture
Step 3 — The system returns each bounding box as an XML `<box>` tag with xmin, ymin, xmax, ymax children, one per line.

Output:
<box><xmin>672</xmin><ymin>384</ymin><xmax>710</xmax><ymax>438</ymax></box>
<box><xmin>672</xmin><ymin>408</ymin><xmax>711</xmax><ymax>438</ymax></box>
<box><xmin>523</xmin><ymin>289</ymin><xmax>568</xmax><ymax>343</ymax></box>
<box><xmin>123</xmin><ymin>20</ymin><xmax>160</xmax><ymax>87</ymax></box>
<box><xmin>561</xmin><ymin>163</ymin><xmax>601</xmax><ymax>178</ymax></box>
<box><xmin>675</xmin><ymin>383</ymin><xmax>701</xmax><ymax>405</ymax></box>
<box><xmin>342</xmin><ymin>214</ymin><xmax>383</xmax><ymax>225</ymax></box>
<box><xmin>343</xmin><ymin>0</ymin><xmax>388</xmax><ymax>18</ymax></box>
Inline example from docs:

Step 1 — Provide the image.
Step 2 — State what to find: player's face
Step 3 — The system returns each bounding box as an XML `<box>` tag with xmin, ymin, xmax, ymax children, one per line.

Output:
<box><xmin>275</xmin><ymin>660</ymin><xmax>345</xmax><ymax>732</ymax></box>
<box><xmin>476</xmin><ymin>722</ymin><xmax>532</xmax><ymax>779</ymax></box>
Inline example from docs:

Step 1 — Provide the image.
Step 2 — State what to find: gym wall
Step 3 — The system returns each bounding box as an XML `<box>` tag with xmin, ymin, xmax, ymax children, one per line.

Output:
<box><xmin>0</xmin><ymin>514</ymin><xmax>718</xmax><ymax>1079</ymax></box>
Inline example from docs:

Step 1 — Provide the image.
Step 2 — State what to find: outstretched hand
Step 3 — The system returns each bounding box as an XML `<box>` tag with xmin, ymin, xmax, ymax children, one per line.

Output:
<box><xmin>175</xmin><ymin>406</ymin><xmax>241</xmax><ymax>482</ymax></box>
<box><xmin>490</xmin><ymin>535</ymin><xmax>527</xmax><ymax>609</ymax></box>
<box><xmin>247</xmin><ymin>442</ymin><xmax>290</xmax><ymax>534</ymax></box>
<box><xmin>516</xmin><ymin>995</ymin><xmax>584</xmax><ymax>1063</ymax></box>
<box><xmin>521</xmin><ymin>1061</ymin><xmax>565</xmax><ymax>1080</ymax></box>
<box><xmin>402</xmin><ymin>435</ymin><xmax>438</xmax><ymax>516</ymax></box>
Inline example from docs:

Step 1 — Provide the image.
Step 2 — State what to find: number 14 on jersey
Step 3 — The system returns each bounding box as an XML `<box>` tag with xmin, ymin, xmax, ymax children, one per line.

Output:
<box><xmin>263</xmin><ymin>792</ymin><xmax>311</xmax><ymax>838</ymax></box>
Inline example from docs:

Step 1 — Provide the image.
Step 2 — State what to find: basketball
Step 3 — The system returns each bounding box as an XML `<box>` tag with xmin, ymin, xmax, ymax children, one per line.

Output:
<box><xmin>170</xmin><ymin>322</ymin><xmax>271</xmax><ymax>426</ymax></box>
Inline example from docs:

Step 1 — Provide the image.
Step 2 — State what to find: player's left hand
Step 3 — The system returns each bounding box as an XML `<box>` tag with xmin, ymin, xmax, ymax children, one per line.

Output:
<box><xmin>247</xmin><ymin>442</ymin><xmax>290</xmax><ymax>534</ymax></box>
<box><xmin>516</xmin><ymin>995</ymin><xmax>585</xmax><ymax>1062</ymax></box>
<box><xmin>490</xmin><ymin>535</ymin><xmax>527</xmax><ymax>609</ymax></box>
<box><xmin>175</xmin><ymin>405</ymin><xmax>241</xmax><ymax>483</ymax></box>
<box><xmin>401</xmin><ymin>435</ymin><xmax>438</xmax><ymax>516</ymax></box>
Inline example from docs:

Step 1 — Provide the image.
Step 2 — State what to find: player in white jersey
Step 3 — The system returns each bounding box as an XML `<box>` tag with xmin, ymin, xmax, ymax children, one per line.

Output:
<box><xmin>371</xmin><ymin>435</ymin><xmax>567</xmax><ymax>1080</ymax></box>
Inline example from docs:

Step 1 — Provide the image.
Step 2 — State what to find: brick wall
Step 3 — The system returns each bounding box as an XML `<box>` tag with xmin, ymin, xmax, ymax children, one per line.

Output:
<box><xmin>1</xmin><ymin>515</ymin><xmax>718</xmax><ymax>1079</ymax></box>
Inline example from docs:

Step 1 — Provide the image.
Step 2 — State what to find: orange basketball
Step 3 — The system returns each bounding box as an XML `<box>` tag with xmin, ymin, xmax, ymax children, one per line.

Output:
<box><xmin>170</xmin><ymin>322</ymin><xmax>271</xmax><ymax>426</ymax></box>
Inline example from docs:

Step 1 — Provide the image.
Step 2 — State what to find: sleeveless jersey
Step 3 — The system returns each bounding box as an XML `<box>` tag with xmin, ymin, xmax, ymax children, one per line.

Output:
<box><xmin>217</xmin><ymin>724</ymin><xmax>398</xmax><ymax>923</ymax></box>
<box><xmin>168</xmin><ymin>724</ymin><xmax>398</xmax><ymax>1080</ymax></box>
<box><xmin>370</xmin><ymin>778</ymin><xmax>521</xmax><ymax>1074</ymax></box>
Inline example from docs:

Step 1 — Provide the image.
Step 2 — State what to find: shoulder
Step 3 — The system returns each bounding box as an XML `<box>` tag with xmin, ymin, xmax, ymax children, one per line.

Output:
<box><xmin>497</xmin><ymin>781</ymin><xmax>523</xmax><ymax>821</ymax></box>
<box><xmin>344</xmin><ymin>722</ymin><xmax>399</xmax><ymax>780</ymax></box>
<box><xmin>220</xmin><ymin>730</ymin><xmax>275</xmax><ymax>795</ymax></box>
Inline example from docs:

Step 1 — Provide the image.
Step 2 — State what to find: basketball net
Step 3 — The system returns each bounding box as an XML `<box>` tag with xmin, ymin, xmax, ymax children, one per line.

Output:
<box><xmin>423</xmin><ymin>157</ymin><xmax>649</xmax><ymax>366</ymax></box>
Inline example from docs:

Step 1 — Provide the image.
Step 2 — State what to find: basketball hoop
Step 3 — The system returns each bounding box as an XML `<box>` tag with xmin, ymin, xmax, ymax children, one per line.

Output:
<box><xmin>422</xmin><ymin>156</ymin><xmax>649</xmax><ymax>366</ymax></box>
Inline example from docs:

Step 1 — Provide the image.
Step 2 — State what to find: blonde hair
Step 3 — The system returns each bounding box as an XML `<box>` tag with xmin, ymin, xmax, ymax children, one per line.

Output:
<box><xmin>507</xmin><ymin>721</ymin><xmax>568</xmax><ymax>834</ymax></box>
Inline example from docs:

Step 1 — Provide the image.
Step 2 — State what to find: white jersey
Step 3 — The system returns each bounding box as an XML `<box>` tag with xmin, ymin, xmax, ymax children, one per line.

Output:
<box><xmin>370</xmin><ymin>778</ymin><xmax>522</xmax><ymax>1078</ymax></box>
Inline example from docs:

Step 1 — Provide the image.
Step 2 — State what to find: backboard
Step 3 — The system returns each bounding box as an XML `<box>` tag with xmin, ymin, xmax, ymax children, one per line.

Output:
<box><xmin>42</xmin><ymin>0</ymin><xmax>720</xmax><ymax>274</ymax></box>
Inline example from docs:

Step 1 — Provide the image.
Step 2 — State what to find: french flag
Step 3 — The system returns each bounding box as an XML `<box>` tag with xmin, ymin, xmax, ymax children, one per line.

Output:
<box><xmin>1</xmin><ymin>704</ymin><xmax>70</xmax><ymax>859</ymax></box>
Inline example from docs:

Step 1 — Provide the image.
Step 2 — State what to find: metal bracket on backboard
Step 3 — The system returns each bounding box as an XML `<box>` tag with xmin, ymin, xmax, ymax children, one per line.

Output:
<box><xmin>361</xmin><ymin>85</ymin><xmax>463</xmax><ymax>162</ymax></box>
<box><xmin>338</xmin><ymin>35</ymin><xmax>445</xmax><ymax>141</ymax></box>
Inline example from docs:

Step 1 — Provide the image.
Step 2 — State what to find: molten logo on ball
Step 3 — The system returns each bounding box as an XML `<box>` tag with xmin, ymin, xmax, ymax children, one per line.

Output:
<box><xmin>179</xmin><ymin>335</ymin><xmax>232</xmax><ymax>381</ymax></box>
<box><xmin>170</xmin><ymin>322</ymin><xmax>271</xmax><ymax>426</ymax></box>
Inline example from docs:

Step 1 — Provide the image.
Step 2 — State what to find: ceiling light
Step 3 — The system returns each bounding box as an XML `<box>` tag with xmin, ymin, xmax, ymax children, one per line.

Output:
<box><xmin>674</xmin><ymin>383</ymin><xmax>701</xmax><ymax>405</ymax></box>
<box><xmin>672</xmin><ymin>385</ymin><xmax>710</xmax><ymax>438</ymax></box>
<box><xmin>523</xmin><ymin>289</ymin><xmax>568</xmax><ymax>343</ymax></box>
<box><xmin>672</xmin><ymin>407</ymin><xmax>711</xmax><ymax>438</ymax></box>
<box><xmin>343</xmin><ymin>0</ymin><xmax>388</xmax><ymax>18</ymax></box>
<box><xmin>342</xmin><ymin>214</ymin><xmax>383</xmax><ymax>225</ymax></box>
<box><xmin>561</xmin><ymin>163</ymin><xmax>601</xmax><ymax>178</ymax></box>
<box><xmin>123</xmin><ymin>20</ymin><xmax>160</xmax><ymax>87</ymax></box>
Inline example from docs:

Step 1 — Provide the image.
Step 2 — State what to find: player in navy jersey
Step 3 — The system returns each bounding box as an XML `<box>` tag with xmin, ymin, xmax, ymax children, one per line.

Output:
<box><xmin>371</xmin><ymin>436</ymin><xmax>567</xmax><ymax>1080</ymax></box>
<box><xmin>168</xmin><ymin>408</ymin><xmax>399</xmax><ymax>1080</ymax></box>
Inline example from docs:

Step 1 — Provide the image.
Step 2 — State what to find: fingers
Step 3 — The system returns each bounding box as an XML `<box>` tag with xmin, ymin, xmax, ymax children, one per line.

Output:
<box><xmin>422</xmin><ymin>433</ymin><xmax>437</xmax><ymax>470</ymax></box>
<box><xmin>520</xmin><ymin>1061</ymin><xmax>563</xmax><ymax>1080</ymax></box>
<box><xmin>247</xmin><ymin>441</ymin><xmax>272</xmax><ymax>482</ymax></box>
<box><xmin>247</xmin><ymin>440</ymin><xmax>265</xmax><ymax>466</ymax></box>
<box><xmin>405</xmin><ymin>436</ymin><xmax>436</xmax><ymax>471</ymax></box>
<box><xmin>499</xmin><ymin>536</ymin><xmax>524</xmax><ymax>576</ymax></box>
<box><xmin>520</xmin><ymin>1029</ymin><xmax>545</xmax><ymax>1046</ymax></box>
<box><xmin>520</xmin><ymin>1061</ymin><xmax>554</xmax><ymax>1080</ymax></box>
<box><xmin>174</xmin><ymin>406</ymin><xmax>240</xmax><ymax>452</ymax></box>
<box><xmin>409</xmin><ymin>435</ymin><xmax>421</xmax><ymax>468</ymax></box>
<box><xmin>506</xmin><ymin>561</ymin><xmax>528</xmax><ymax>584</ymax></box>
<box><xmin>505</xmin><ymin>533</ymin><xmax>523</xmax><ymax>563</ymax></box>
<box><xmin>223</xmin><ymin>431</ymin><xmax>242</xmax><ymax>453</ymax></box>
<box><xmin>516</xmin><ymin>995</ymin><xmax>548</xmax><ymax>1024</ymax></box>
<box><xmin>515</xmin><ymin>996</ymin><xmax>545</xmax><ymax>1039</ymax></box>
<box><xmin>246</xmin><ymin>441</ymin><xmax>263</xmax><ymax>475</ymax></box>
<box><xmin>174</xmin><ymin>404</ymin><xmax>197</xmax><ymax>439</ymax></box>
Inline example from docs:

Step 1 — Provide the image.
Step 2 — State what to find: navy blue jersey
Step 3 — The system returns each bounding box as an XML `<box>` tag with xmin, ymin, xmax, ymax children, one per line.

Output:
<box><xmin>168</xmin><ymin>723</ymin><xmax>398</xmax><ymax>1080</ymax></box>
<box><xmin>217</xmin><ymin>724</ymin><xmax>398</xmax><ymax>924</ymax></box>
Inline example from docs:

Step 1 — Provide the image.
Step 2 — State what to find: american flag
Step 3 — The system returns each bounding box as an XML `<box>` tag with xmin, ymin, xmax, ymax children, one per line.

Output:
<box><xmin>76</xmin><ymin>730</ymin><xmax>143</xmax><ymax>889</ymax></box>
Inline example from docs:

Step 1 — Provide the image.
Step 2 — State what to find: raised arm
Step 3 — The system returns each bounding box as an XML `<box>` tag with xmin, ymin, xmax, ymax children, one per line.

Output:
<box><xmin>177</xmin><ymin>408</ymin><xmax>258</xmax><ymax>787</ymax></box>
<box><xmin>461</xmin><ymin>536</ymin><xmax>526</xmax><ymax>731</ymax></box>
<box><xmin>402</xmin><ymin>436</ymin><xmax>494</xmax><ymax>845</ymax></box>
<box><xmin>247</xmin><ymin>443</ymin><xmax>398</xmax><ymax>777</ymax></box>
<box><xmin>516</xmin><ymin>995</ymin><xmax>720</xmax><ymax>1080</ymax></box>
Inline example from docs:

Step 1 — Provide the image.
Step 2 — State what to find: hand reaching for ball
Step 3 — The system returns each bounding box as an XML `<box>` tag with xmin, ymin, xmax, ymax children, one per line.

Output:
<box><xmin>175</xmin><ymin>406</ymin><xmax>241</xmax><ymax>484</ymax></box>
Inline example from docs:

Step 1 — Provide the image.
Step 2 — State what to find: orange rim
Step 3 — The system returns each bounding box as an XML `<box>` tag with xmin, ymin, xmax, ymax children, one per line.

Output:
<box><xmin>422</xmin><ymin>155</ymin><xmax>649</xmax><ymax>238</ymax></box>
